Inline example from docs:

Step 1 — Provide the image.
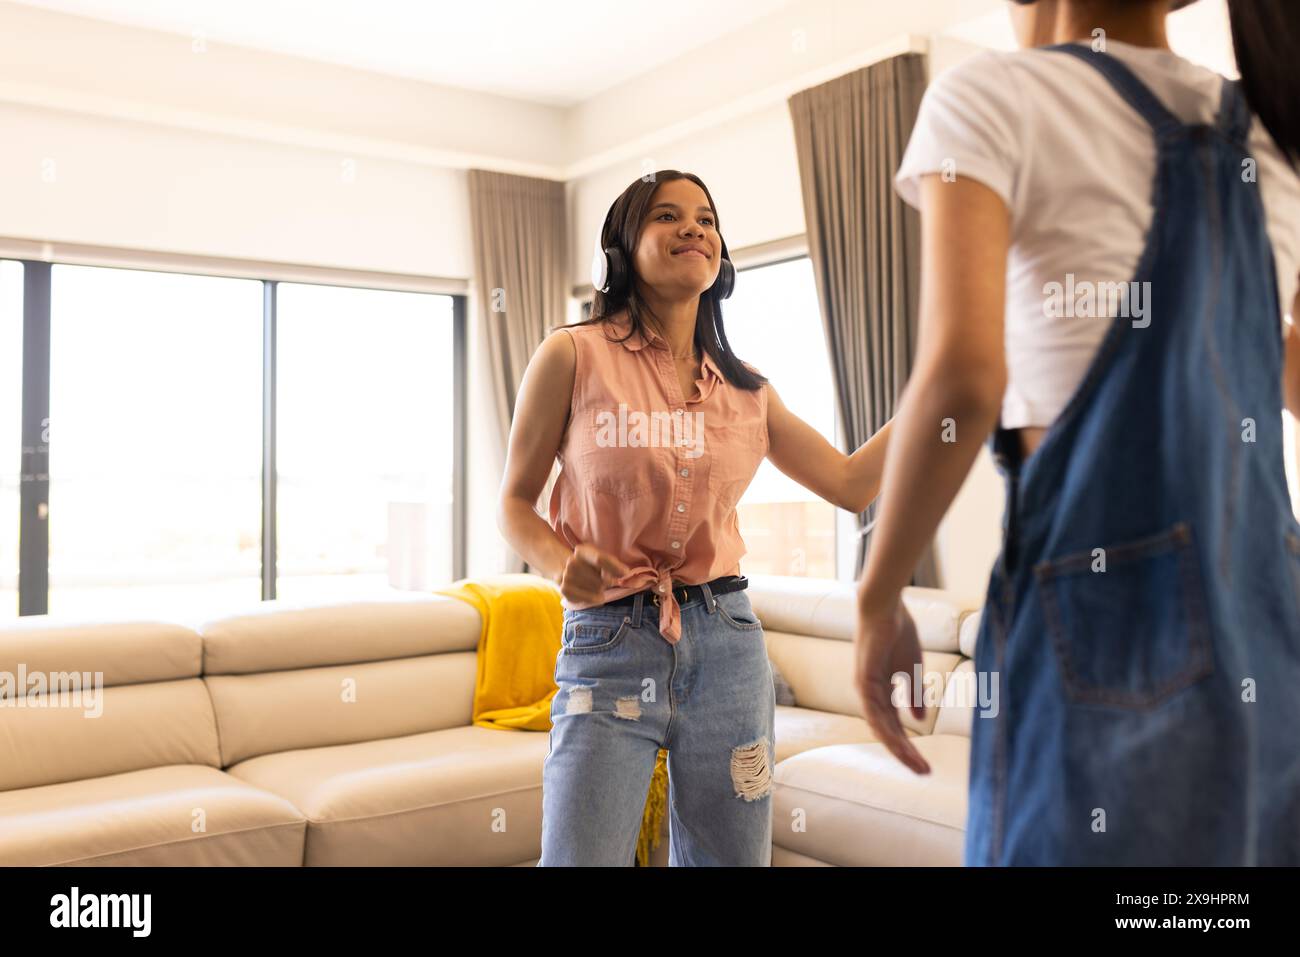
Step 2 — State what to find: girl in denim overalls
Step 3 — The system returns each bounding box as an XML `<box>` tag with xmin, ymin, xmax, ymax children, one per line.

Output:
<box><xmin>856</xmin><ymin>0</ymin><xmax>1300</xmax><ymax>864</ymax></box>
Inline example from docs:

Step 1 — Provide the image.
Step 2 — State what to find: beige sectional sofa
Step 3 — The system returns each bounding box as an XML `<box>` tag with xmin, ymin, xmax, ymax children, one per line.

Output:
<box><xmin>0</xmin><ymin>575</ymin><xmax>980</xmax><ymax>866</ymax></box>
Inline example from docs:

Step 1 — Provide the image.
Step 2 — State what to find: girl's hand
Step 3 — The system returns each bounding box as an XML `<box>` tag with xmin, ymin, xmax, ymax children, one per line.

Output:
<box><xmin>853</xmin><ymin>591</ymin><xmax>932</xmax><ymax>775</ymax></box>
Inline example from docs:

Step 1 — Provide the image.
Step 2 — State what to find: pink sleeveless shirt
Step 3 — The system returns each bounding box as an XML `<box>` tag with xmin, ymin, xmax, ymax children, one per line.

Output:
<box><xmin>547</xmin><ymin>314</ymin><xmax>769</xmax><ymax>643</ymax></box>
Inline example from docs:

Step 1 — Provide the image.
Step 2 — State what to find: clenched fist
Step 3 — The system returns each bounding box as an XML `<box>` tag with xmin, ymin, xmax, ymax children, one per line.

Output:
<box><xmin>558</xmin><ymin>544</ymin><xmax>631</xmax><ymax>605</ymax></box>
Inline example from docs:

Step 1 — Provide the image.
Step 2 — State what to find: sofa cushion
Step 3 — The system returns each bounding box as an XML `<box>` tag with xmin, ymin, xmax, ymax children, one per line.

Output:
<box><xmin>0</xmin><ymin>616</ymin><xmax>202</xmax><ymax>687</ymax></box>
<box><xmin>199</xmin><ymin>594</ymin><xmax>481</xmax><ymax>675</ymax></box>
<box><xmin>748</xmin><ymin>575</ymin><xmax>970</xmax><ymax>653</ymax></box>
<box><xmin>774</xmin><ymin>704</ymin><xmax>920</xmax><ymax>763</ymax></box>
<box><xmin>933</xmin><ymin>659</ymin><xmax>987</xmax><ymax>738</ymax></box>
<box><xmin>0</xmin><ymin>678</ymin><xmax>221</xmax><ymax>792</ymax></box>
<box><xmin>0</xmin><ymin>617</ymin><xmax>221</xmax><ymax>791</ymax></box>
<box><xmin>205</xmin><ymin>652</ymin><xmax>477</xmax><ymax>766</ymax></box>
<box><xmin>772</xmin><ymin>846</ymin><xmax>834</xmax><ymax>866</ymax></box>
<box><xmin>959</xmin><ymin>609</ymin><xmax>981</xmax><ymax>659</ymax></box>
<box><xmin>766</xmin><ymin>630</ymin><xmax>962</xmax><ymax>736</ymax></box>
<box><xmin>0</xmin><ymin>764</ymin><xmax>305</xmax><ymax>866</ymax></box>
<box><xmin>226</xmin><ymin>725</ymin><xmax>550</xmax><ymax>866</ymax></box>
<box><xmin>771</xmin><ymin>735</ymin><xmax>970</xmax><ymax>866</ymax></box>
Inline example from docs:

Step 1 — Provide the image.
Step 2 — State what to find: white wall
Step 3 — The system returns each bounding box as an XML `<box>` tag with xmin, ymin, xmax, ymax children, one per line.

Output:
<box><xmin>569</xmin><ymin>100</ymin><xmax>808</xmax><ymax>288</ymax></box>
<box><xmin>566</xmin><ymin>0</ymin><xmax>996</xmax><ymax>181</ymax></box>
<box><xmin>567</xmin><ymin>0</ymin><xmax>1000</xmax><ymax>281</ymax></box>
<box><xmin>0</xmin><ymin>2</ymin><xmax>571</xmax><ymax>177</ymax></box>
<box><xmin>0</xmin><ymin>1</ymin><xmax>569</xmax><ymax>274</ymax></box>
<box><xmin>0</xmin><ymin>101</ymin><xmax>472</xmax><ymax>278</ymax></box>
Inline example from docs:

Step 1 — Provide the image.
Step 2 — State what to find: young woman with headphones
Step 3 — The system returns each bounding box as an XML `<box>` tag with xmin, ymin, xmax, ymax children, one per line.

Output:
<box><xmin>498</xmin><ymin>170</ymin><xmax>893</xmax><ymax>865</ymax></box>
<box><xmin>854</xmin><ymin>0</ymin><xmax>1300</xmax><ymax>865</ymax></box>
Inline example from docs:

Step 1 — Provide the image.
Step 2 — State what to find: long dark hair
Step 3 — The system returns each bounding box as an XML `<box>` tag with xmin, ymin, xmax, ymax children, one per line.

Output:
<box><xmin>1228</xmin><ymin>0</ymin><xmax>1300</xmax><ymax>167</ymax></box>
<box><xmin>559</xmin><ymin>169</ymin><xmax>768</xmax><ymax>392</ymax></box>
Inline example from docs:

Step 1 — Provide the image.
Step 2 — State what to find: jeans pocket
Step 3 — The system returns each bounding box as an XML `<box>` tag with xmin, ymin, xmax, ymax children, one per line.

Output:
<box><xmin>562</xmin><ymin>614</ymin><xmax>633</xmax><ymax>653</ymax></box>
<box><xmin>1034</xmin><ymin>521</ymin><xmax>1213</xmax><ymax>710</ymax></box>
<box><xmin>714</xmin><ymin>590</ymin><xmax>763</xmax><ymax>632</ymax></box>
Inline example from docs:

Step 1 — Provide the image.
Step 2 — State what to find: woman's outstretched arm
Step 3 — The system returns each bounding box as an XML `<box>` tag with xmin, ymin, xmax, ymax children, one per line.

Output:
<box><xmin>853</xmin><ymin>172</ymin><xmax>1010</xmax><ymax>775</ymax></box>
<box><xmin>765</xmin><ymin>383</ymin><xmax>893</xmax><ymax>514</ymax></box>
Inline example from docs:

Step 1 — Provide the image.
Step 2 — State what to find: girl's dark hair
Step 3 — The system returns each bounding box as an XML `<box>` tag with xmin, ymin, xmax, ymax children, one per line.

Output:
<box><xmin>558</xmin><ymin>169</ymin><xmax>768</xmax><ymax>392</ymax></box>
<box><xmin>1228</xmin><ymin>0</ymin><xmax>1300</xmax><ymax>167</ymax></box>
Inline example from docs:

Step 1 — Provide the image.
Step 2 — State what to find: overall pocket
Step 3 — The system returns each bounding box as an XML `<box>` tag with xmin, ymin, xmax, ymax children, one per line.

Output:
<box><xmin>562</xmin><ymin>613</ymin><xmax>633</xmax><ymax>654</ymax></box>
<box><xmin>1034</xmin><ymin>521</ymin><xmax>1213</xmax><ymax>709</ymax></box>
<box><xmin>714</xmin><ymin>589</ymin><xmax>763</xmax><ymax>632</ymax></box>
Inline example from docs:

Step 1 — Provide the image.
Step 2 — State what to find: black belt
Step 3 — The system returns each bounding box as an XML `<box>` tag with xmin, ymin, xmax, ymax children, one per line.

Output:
<box><xmin>605</xmin><ymin>574</ymin><xmax>748</xmax><ymax>609</ymax></box>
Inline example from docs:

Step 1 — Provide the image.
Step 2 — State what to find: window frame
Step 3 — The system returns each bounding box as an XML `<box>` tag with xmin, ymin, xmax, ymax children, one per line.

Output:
<box><xmin>8</xmin><ymin>258</ymin><xmax>466</xmax><ymax>616</ymax></box>
<box><xmin>731</xmin><ymin>252</ymin><xmax>843</xmax><ymax>581</ymax></box>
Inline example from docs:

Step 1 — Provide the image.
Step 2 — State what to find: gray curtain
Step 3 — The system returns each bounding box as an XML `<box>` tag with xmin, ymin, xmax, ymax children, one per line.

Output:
<box><xmin>788</xmin><ymin>52</ymin><xmax>939</xmax><ymax>586</ymax></box>
<box><xmin>467</xmin><ymin>170</ymin><xmax>568</xmax><ymax>573</ymax></box>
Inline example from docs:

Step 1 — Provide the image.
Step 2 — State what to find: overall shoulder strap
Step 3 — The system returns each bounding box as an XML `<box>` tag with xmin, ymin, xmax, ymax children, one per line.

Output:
<box><xmin>1044</xmin><ymin>42</ymin><xmax>1181</xmax><ymax>139</ymax></box>
<box><xmin>1215</xmin><ymin>77</ymin><xmax>1252</xmax><ymax>147</ymax></box>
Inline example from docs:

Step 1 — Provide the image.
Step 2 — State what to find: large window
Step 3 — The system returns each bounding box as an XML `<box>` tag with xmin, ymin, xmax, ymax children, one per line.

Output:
<box><xmin>48</xmin><ymin>265</ymin><xmax>264</xmax><ymax>620</ymax></box>
<box><xmin>2</xmin><ymin>261</ymin><xmax>463</xmax><ymax>622</ymax></box>
<box><xmin>1</xmin><ymin>262</ymin><xmax>21</xmax><ymax>619</ymax></box>
<box><xmin>723</xmin><ymin>257</ymin><xmax>841</xmax><ymax>579</ymax></box>
<box><xmin>276</xmin><ymin>283</ymin><xmax>456</xmax><ymax>603</ymax></box>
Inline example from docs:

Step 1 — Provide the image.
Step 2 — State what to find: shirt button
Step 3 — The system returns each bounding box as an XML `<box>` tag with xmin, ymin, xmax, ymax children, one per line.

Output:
<box><xmin>680</xmin><ymin>468</ymin><xmax>689</xmax><ymax>477</ymax></box>
<box><xmin>675</xmin><ymin>409</ymin><xmax>684</xmax><ymax>415</ymax></box>
<box><xmin>671</xmin><ymin>541</ymin><xmax>681</xmax><ymax>549</ymax></box>
<box><xmin>658</xmin><ymin>584</ymin><xmax>667</xmax><ymax>592</ymax></box>
<box><xmin>676</xmin><ymin>503</ymin><xmax>686</xmax><ymax>513</ymax></box>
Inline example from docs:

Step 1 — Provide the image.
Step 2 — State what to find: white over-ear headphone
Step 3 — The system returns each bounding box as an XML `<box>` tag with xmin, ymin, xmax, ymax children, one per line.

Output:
<box><xmin>590</xmin><ymin>201</ymin><xmax>630</xmax><ymax>296</ymax></box>
<box><xmin>591</xmin><ymin>227</ymin><xmax>612</xmax><ymax>293</ymax></box>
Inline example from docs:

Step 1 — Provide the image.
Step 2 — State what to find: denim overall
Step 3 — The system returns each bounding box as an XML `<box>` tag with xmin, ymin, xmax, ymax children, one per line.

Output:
<box><xmin>965</xmin><ymin>45</ymin><xmax>1300</xmax><ymax>866</ymax></box>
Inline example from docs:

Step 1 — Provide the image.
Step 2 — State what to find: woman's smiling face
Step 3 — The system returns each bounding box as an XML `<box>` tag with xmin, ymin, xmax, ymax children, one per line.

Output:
<box><xmin>632</xmin><ymin>177</ymin><xmax>723</xmax><ymax>299</ymax></box>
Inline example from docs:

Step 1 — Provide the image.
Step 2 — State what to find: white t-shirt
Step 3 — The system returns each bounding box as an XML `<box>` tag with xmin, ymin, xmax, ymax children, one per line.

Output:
<box><xmin>895</xmin><ymin>39</ymin><xmax>1300</xmax><ymax>430</ymax></box>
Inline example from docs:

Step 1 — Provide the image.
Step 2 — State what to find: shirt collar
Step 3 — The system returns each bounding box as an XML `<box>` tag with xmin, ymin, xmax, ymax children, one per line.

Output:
<box><xmin>606</xmin><ymin>315</ymin><xmax>723</xmax><ymax>382</ymax></box>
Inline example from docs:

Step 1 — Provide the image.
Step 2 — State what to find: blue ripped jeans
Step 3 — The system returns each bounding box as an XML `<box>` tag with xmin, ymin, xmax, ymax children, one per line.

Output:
<box><xmin>538</xmin><ymin>582</ymin><xmax>776</xmax><ymax>866</ymax></box>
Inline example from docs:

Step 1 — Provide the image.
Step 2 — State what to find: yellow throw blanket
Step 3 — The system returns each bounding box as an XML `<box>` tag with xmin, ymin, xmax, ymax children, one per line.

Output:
<box><xmin>434</xmin><ymin>574</ymin><xmax>668</xmax><ymax>865</ymax></box>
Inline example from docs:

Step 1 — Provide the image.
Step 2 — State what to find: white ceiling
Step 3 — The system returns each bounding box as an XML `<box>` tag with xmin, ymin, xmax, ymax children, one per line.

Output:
<box><xmin>8</xmin><ymin>0</ymin><xmax>804</xmax><ymax>106</ymax></box>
